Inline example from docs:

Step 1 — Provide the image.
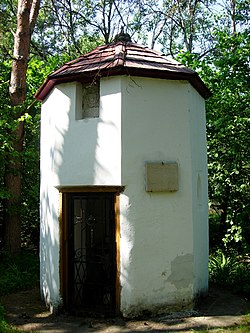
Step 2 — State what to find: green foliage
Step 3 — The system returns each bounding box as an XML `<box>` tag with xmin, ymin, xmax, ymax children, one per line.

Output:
<box><xmin>209</xmin><ymin>250</ymin><xmax>238</xmax><ymax>285</ymax></box>
<box><xmin>0</xmin><ymin>55</ymin><xmax>64</xmax><ymax>249</ymax></box>
<box><xmin>209</xmin><ymin>250</ymin><xmax>250</xmax><ymax>295</ymax></box>
<box><xmin>0</xmin><ymin>0</ymin><xmax>16</xmax><ymax>62</ymax></box>
<box><xmin>178</xmin><ymin>20</ymin><xmax>250</xmax><ymax>254</ymax></box>
<box><xmin>0</xmin><ymin>60</ymin><xmax>12</xmax><ymax>201</ymax></box>
<box><xmin>0</xmin><ymin>250</ymin><xmax>39</xmax><ymax>296</ymax></box>
<box><xmin>204</xmin><ymin>30</ymin><xmax>250</xmax><ymax>253</ymax></box>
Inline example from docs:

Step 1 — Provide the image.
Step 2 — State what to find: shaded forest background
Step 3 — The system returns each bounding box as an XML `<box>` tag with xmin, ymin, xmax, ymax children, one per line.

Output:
<box><xmin>0</xmin><ymin>0</ymin><xmax>249</xmax><ymax>262</ymax></box>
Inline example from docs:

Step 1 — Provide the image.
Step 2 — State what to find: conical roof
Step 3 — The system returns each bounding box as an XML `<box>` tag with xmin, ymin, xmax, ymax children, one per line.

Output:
<box><xmin>35</xmin><ymin>41</ymin><xmax>211</xmax><ymax>101</ymax></box>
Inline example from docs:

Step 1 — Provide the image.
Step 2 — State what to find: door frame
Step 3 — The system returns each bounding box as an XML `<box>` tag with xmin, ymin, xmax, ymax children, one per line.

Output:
<box><xmin>58</xmin><ymin>186</ymin><xmax>124</xmax><ymax>314</ymax></box>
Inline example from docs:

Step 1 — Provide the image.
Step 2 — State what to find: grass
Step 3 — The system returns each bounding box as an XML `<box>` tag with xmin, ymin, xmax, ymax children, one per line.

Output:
<box><xmin>195</xmin><ymin>314</ymin><xmax>250</xmax><ymax>332</ymax></box>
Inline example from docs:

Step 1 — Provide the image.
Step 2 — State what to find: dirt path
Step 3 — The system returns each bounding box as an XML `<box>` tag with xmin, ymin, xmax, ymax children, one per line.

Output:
<box><xmin>1</xmin><ymin>286</ymin><xmax>249</xmax><ymax>332</ymax></box>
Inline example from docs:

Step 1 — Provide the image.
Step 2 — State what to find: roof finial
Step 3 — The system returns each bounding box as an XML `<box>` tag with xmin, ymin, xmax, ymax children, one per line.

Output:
<box><xmin>114</xmin><ymin>27</ymin><xmax>132</xmax><ymax>43</ymax></box>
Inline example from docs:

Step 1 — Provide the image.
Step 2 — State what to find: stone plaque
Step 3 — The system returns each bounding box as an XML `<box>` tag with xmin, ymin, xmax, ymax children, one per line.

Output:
<box><xmin>146</xmin><ymin>162</ymin><xmax>178</xmax><ymax>192</ymax></box>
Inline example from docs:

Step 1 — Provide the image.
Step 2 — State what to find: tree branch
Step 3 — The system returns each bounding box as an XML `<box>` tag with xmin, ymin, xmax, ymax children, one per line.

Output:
<box><xmin>29</xmin><ymin>0</ymin><xmax>40</xmax><ymax>32</ymax></box>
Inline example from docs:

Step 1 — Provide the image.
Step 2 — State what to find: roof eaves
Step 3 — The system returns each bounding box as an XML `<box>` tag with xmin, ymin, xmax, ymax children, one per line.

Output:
<box><xmin>35</xmin><ymin>65</ymin><xmax>211</xmax><ymax>101</ymax></box>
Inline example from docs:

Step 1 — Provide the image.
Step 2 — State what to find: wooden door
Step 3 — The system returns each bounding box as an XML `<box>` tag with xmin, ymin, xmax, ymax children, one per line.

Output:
<box><xmin>66</xmin><ymin>193</ymin><xmax>116</xmax><ymax>314</ymax></box>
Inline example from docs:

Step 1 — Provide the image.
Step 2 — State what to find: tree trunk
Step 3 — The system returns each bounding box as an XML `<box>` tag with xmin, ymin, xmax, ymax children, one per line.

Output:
<box><xmin>4</xmin><ymin>0</ymin><xmax>40</xmax><ymax>254</ymax></box>
<box><xmin>10</xmin><ymin>0</ymin><xmax>32</xmax><ymax>106</ymax></box>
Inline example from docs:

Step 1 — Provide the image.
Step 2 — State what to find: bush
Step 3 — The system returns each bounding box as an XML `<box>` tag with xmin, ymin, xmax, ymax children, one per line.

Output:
<box><xmin>0</xmin><ymin>250</ymin><xmax>38</xmax><ymax>332</ymax></box>
<box><xmin>0</xmin><ymin>250</ymin><xmax>39</xmax><ymax>296</ymax></box>
<box><xmin>209</xmin><ymin>250</ymin><xmax>250</xmax><ymax>295</ymax></box>
<box><xmin>233</xmin><ymin>259</ymin><xmax>250</xmax><ymax>295</ymax></box>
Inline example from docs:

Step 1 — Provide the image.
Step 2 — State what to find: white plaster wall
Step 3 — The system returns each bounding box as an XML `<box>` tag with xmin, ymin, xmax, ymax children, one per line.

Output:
<box><xmin>188</xmin><ymin>88</ymin><xmax>209</xmax><ymax>295</ymax></box>
<box><xmin>43</xmin><ymin>80</ymin><xmax>122</xmax><ymax>187</ymax></box>
<box><xmin>40</xmin><ymin>79</ymin><xmax>122</xmax><ymax>309</ymax></box>
<box><xmin>119</xmin><ymin>76</ymin><xmax>208</xmax><ymax>317</ymax></box>
<box><xmin>40</xmin><ymin>86</ymin><xmax>70</xmax><ymax>310</ymax></box>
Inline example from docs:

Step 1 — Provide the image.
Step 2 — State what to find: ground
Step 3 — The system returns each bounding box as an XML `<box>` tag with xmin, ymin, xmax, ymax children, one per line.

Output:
<box><xmin>0</xmin><ymin>286</ymin><xmax>249</xmax><ymax>332</ymax></box>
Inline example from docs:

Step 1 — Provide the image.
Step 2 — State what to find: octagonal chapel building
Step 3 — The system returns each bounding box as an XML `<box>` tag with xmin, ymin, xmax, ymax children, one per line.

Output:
<box><xmin>35</xmin><ymin>35</ymin><xmax>210</xmax><ymax>317</ymax></box>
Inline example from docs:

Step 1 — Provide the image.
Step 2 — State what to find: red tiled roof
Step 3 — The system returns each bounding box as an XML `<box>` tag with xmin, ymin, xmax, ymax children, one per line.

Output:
<box><xmin>35</xmin><ymin>42</ymin><xmax>211</xmax><ymax>101</ymax></box>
